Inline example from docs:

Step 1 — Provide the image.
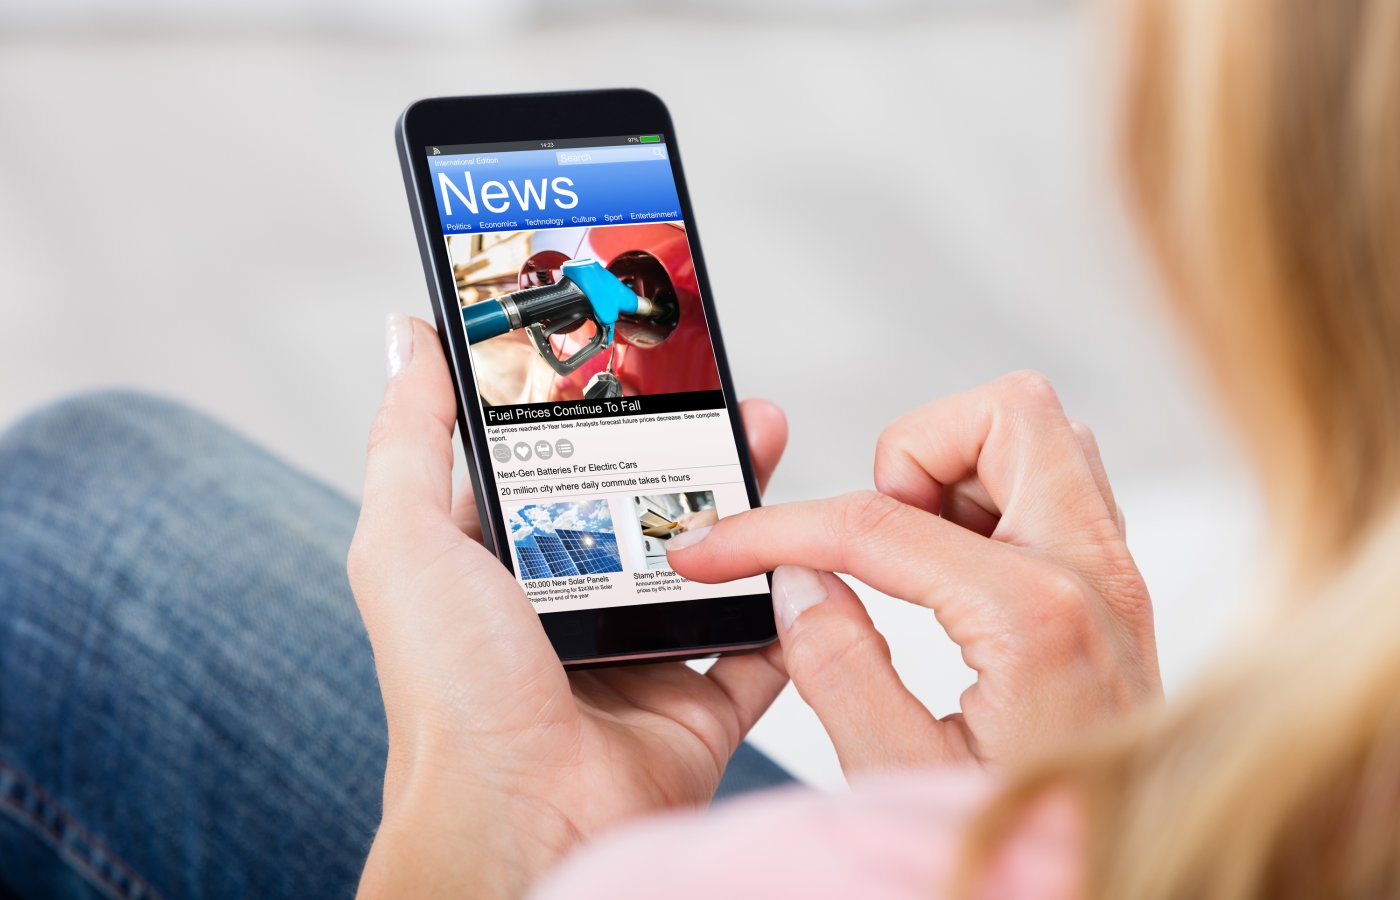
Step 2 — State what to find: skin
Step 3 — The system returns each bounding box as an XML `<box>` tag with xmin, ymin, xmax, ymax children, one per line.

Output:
<box><xmin>670</xmin><ymin>370</ymin><xmax>1163</xmax><ymax>774</ymax></box>
<box><xmin>349</xmin><ymin>318</ymin><xmax>1161</xmax><ymax>897</ymax></box>
<box><xmin>351</xmin><ymin>317</ymin><xmax>790</xmax><ymax>897</ymax></box>
<box><xmin>677</xmin><ymin>507</ymin><xmax>719</xmax><ymax>532</ymax></box>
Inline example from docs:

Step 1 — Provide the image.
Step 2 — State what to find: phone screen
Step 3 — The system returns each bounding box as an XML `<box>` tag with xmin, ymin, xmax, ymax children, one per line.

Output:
<box><xmin>423</xmin><ymin>134</ymin><xmax>767</xmax><ymax>614</ymax></box>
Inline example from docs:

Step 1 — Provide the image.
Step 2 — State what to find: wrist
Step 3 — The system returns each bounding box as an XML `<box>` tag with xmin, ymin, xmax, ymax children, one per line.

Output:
<box><xmin>359</xmin><ymin>769</ymin><xmax>581</xmax><ymax>899</ymax></box>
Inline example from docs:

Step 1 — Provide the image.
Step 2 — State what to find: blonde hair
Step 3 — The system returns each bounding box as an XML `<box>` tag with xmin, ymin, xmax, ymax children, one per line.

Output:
<box><xmin>1128</xmin><ymin>0</ymin><xmax>1400</xmax><ymax>574</ymax></box>
<box><xmin>972</xmin><ymin>0</ymin><xmax>1400</xmax><ymax>895</ymax></box>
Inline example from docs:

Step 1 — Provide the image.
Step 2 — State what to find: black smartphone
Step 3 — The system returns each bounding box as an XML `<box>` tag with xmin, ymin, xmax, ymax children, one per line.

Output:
<box><xmin>395</xmin><ymin>89</ymin><xmax>776</xmax><ymax>667</ymax></box>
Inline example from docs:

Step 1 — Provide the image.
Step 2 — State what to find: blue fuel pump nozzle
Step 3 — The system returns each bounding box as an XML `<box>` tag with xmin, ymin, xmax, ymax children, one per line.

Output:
<box><xmin>461</xmin><ymin>259</ymin><xmax>651</xmax><ymax>376</ymax></box>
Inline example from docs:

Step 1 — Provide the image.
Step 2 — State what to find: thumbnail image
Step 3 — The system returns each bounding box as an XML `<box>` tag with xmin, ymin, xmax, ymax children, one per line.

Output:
<box><xmin>448</xmin><ymin>223</ymin><xmax>722</xmax><ymax>406</ymax></box>
<box><xmin>632</xmin><ymin>491</ymin><xmax>718</xmax><ymax>570</ymax></box>
<box><xmin>509</xmin><ymin>499</ymin><xmax>622</xmax><ymax>580</ymax></box>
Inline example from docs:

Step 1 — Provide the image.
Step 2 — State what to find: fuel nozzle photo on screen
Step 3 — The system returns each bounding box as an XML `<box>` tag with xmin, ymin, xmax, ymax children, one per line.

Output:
<box><xmin>463</xmin><ymin>258</ymin><xmax>671</xmax><ymax>400</ymax></box>
<box><xmin>448</xmin><ymin>222</ymin><xmax>721</xmax><ymax>408</ymax></box>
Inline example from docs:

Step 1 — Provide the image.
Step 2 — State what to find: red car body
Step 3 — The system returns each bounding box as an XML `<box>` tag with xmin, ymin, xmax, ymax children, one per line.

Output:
<box><xmin>524</xmin><ymin>223</ymin><xmax>723</xmax><ymax>401</ymax></box>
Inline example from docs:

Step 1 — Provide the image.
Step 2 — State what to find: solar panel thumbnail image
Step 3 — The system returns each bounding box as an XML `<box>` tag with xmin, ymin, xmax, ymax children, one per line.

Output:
<box><xmin>556</xmin><ymin>529</ymin><xmax>623</xmax><ymax>575</ymax></box>
<box><xmin>534</xmin><ymin>532</ymin><xmax>582</xmax><ymax>577</ymax></box>
<box><xmin>515</xmin><ymin>538</ymin><xmax>554</xmax><ymax>580</ymax></box>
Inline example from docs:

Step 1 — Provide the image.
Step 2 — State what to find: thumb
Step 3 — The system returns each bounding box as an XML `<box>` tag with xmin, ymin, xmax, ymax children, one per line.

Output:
<box><xmin>351</xmin><ymin>314</ymin><xmax>502</xmax><ymax>619</ymax></box>
<box><xmin>739</xmin><ymin>398</ymin><xmax>787</xmax><ymax>495</ymax></box>
<box><xmin>773</xmin><ymin>566</ymin><xmax>966</xmax><ymax>774</ymax></box>
<box><xmin>350</xmin><ymin>314</ymin><xmax>551</xmax><ymax>663</ymax></box>
<box><xmin>362</xmin><ymin>314</ymin><xmax>459</xmax><ymax>537</ymax></box>
<box><xmin>349</xmin><ymin>315</ymin><xmax>571</xmax><ymax>757</ymax></box>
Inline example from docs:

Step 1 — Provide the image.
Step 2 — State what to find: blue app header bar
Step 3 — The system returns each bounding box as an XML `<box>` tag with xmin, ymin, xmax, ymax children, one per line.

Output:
<box><xmin>427</xmin><ymin>144</ymin><xmax>682</xmax><ymax>234</ymax></box>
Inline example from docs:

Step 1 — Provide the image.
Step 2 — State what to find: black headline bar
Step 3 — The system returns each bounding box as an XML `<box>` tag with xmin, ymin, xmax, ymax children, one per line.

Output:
<box><xmin>484</xmin><ymin>390</ymin><xmax>724</xmax><ymax>425</ymax></box>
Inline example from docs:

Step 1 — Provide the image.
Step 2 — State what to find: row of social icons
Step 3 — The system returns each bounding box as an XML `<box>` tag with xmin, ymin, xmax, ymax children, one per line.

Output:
<box><xmin>493</xmin><ymin>437</ymin><xmax>575</xmax><ymax>464</ymax></box>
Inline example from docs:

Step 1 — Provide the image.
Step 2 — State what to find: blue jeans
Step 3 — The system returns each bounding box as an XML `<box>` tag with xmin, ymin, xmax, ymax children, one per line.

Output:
<box><xmin>0</xmin><ymin>393</ymin><xmax>791</xmax><ymax>899</ymax></box>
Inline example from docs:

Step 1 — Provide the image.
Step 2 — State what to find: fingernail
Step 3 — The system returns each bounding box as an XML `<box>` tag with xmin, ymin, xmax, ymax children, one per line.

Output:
<box><xmin>385</xmin><ymin>313</ymin><xmax>414</xmax><ymax>379</ymax></box>
<box><xmin>772</xmin><ymin>565</ymin><xmax>828</xmax><ymax>630</ymax></box>
<box><xmin>665</xmin><ymin>525</ymin><xmax>711</xmax><ymax>551</ymax></box>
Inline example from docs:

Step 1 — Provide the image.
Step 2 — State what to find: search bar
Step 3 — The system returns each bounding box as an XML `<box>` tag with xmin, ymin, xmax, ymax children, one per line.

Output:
<box><xmin>556</xmin><ymin>145</ymin><xmax>669</xmax><ymax>166</ymax></box>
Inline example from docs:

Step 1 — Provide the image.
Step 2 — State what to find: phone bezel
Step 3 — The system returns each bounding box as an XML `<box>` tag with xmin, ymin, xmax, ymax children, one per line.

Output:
<box><xmin>395</xmin><ymin>89</ymin><xmax>776</xmax><ymax>666</ymax></box>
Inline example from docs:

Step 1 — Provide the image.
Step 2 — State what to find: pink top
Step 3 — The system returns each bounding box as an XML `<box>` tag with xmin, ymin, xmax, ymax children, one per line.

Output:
<box><xmin>531</xmin><ymin>769</ymin><xmax>1082</xmax><ymax>899</ymax></box>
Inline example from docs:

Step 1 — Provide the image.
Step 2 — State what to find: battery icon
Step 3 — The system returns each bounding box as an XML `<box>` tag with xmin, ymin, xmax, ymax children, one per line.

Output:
<box><xmin>639</xmin><ymin>135</ymin><xmax>661</xmax><ymax>144</ymax></box>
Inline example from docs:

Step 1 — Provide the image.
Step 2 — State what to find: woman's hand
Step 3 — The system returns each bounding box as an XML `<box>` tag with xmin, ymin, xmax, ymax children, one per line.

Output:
<box><xmin>668</xmin><ymin>371</ymin><xmax>1161</xmax><ymax>776</ymax></box>
<box><xmin>677</xmin><ymin>507</ymin><xmax>719</xmax><ymax>532</ymax></box>
<box><xmin>348</xmin><ymin>316</ymin><xmax>790</xmax><ymax>898</ymax></box>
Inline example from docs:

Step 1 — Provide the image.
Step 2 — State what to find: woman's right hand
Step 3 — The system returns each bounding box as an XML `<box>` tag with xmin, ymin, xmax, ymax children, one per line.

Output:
<box><xmin>668</xmin><ymin>371</ymin><xmax>1162</xmax><ymax>774</ymax></box>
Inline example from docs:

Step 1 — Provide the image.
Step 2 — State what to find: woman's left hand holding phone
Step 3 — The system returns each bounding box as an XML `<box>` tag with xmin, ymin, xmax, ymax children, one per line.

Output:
<box><xmin>348</xmin><ymin>316</ymin><xmax>791</xmax><ymax>898</ymax></box>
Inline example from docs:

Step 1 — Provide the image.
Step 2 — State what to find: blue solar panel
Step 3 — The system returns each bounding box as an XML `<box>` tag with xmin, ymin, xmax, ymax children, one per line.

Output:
<box><xmin>534</xmin><ymin>532</ymin><xmax>581</xmax><ymax>577</ymax></box>
<box><xmin>515</xmin><ymin>537</ymin><xmax>554</xmax><ymax>580</ymax></box>
<box><xmin>556</xmin><ymin>529</ymin><xmax>623</xmax><ymax>575</ymax></box>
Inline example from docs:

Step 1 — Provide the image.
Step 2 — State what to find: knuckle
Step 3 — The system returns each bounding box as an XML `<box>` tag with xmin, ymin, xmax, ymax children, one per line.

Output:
<box><xmin>366</xmin><ymin>401</ymin><xmax>398</xmax><ymax>455</ymax></box>
<box><xmin>999</xmin><ymin>369</ymin><xmax>1062</xmax><ymax>409</ymax></box>
<box><xmin>1025</xmin><ymin>565</ymin><xmax>1099</xmax><ymax>659</ymax></box>
<box><xmin>1039</xmin><ymin>566</ymin><xmax>1091</xmax><ymax>616</ymax></box>
<box><xmin>871</xmin><ymin>432</ymin><xmax>903</xmax><ymax>491</ymax></box>
<box><xmin>874</xmin><ymin>414</ymin><xmax>914</xmax><ymax>459</ymax></box>
<box><xmin>1068</xmin><ymin>417</ymin><xmax>1100</xmax><ymax>447</ymax></box>
<box><xmin>787</xmin><ymin>615</ymin><xmax>889</xmax><ymax>689</ymax></box>
<box><xmin>875</xmin><ymin>399</ymin><xmax>937</xmax><ymax>457</ymax></box>
<box><xmin>871</xmin><ymin>421</ymin><xmax>922</xmax><ymax>492</ymax></box>
<box><xmin>836</xmin><ymin>490</ymin><xmax>904</xmax><ymax>541</ymax></box>
<box><xmin>873</xmin><ymin>424</ymin><xmax>898</xmax><ymax>466</ymax></box>
<box><xmin>346</xmin><ymin>529</ymin><xmax>376</xmax><ymax>596</ymax></box>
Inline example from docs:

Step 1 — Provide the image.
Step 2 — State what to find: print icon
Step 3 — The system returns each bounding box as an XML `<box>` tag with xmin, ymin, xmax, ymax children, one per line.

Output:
<box><xmin>534</xmin><ymin>440</ymin><xmax>553</xmax><ymax>460</ymax></box>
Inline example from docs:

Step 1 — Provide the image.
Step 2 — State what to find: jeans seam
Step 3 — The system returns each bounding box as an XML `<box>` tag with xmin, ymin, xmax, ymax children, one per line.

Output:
<box><xmin>0</xmin><ymin>758</ymin><xmax>163</xmax><ymax>900</ymax></box>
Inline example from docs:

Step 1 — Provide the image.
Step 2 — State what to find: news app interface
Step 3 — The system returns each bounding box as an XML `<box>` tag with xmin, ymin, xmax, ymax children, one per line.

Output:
<box><xmin>426</xmin><ymin>134</ymin><xmax>766</xmax><ymax>613</ymax></box>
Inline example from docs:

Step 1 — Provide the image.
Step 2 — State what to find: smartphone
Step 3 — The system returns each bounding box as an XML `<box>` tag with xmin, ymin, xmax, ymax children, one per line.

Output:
<box><xmin>395</xmin><ymin>90</ymin><xmax>776</xmax><ymax>667</ymax></box>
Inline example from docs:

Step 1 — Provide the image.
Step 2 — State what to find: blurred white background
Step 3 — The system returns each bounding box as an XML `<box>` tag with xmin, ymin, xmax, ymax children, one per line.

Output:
<box><xmin>0</xmin><ymin>1</ymin><xmax>1259</xmax><ymax>787</ymax></box>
